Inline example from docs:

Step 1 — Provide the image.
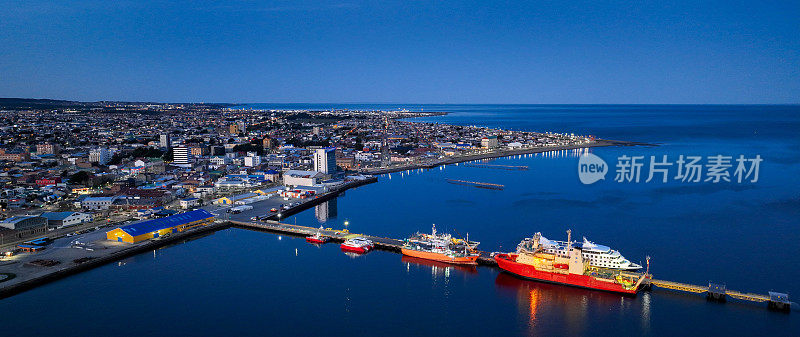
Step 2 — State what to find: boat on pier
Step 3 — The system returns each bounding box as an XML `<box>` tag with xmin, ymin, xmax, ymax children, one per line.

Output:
<box><xmin>341</xmin><ymin>237</ymin><xmax>374</xmax><ymax>254</ymax></box>
<box><xmin>306</xmin><ymin>226</ymin><xmax>331</xmax><ymax>244</ymax></box>
<box><xmin>401</xmin><ymin>225</ymin><xmax>480</xmax><ymax>265</ymax></box>
<box><xmin>495</xmin><ymin>230</ymin><xmax>650</xmax><ymax>295</ymax></box>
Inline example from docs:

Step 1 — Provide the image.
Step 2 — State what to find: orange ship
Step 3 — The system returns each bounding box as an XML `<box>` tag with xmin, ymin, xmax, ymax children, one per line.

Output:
<box><xmin>401</xmin><ymin>225</ymin><xmax>480</xmax><ymax>266</ymax></box>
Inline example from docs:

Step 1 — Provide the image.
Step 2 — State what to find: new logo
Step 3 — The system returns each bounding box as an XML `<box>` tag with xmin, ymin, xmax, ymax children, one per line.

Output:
<box><xmin>578</xmin><ymin>153</ymin><xmax>607</xmax><ymax>184</ymax></box>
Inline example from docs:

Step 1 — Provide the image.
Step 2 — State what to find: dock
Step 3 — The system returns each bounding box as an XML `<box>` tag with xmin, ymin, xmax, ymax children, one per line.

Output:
<box><xmin>231</xmin><ymin>219</ymin><xmax>498</xmax><ymax>266</ymax></box>
<box><xmin>231</xmin><ymin>219</ymin><xmax>791</xmax><ymax>311</ymax></box>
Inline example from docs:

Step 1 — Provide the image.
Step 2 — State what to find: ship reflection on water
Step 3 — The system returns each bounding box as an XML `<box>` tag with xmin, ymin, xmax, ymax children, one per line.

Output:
<box><xmin>494</xmin><ymin>272</ymin><xmax>651</xmax><ymax>335</ymax></box>
<box><xmin>401</xmin><ymin>255</ymin><xmax>478</xmax><ymax>276</ymax></box>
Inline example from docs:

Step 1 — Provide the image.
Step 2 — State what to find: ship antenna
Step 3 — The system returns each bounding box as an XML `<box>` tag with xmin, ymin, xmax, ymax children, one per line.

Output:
<box><xmin>566</xmin><ymin>229</ymin><xmax>572</xmax><ymax>250</ymax></box>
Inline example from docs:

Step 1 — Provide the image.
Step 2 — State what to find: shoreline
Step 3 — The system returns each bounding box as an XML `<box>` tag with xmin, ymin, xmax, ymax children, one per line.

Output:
<box><xmin>359</xmin><ymin>139</ymin><xmax>654</xmax><ymax>175</ymax></box>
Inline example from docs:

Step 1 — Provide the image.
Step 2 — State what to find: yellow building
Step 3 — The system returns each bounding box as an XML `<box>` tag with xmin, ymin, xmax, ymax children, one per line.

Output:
<box><xmin>106</xmin><ymin>209</ymin><xmax>214</xmax><ymax>244</ymax></box>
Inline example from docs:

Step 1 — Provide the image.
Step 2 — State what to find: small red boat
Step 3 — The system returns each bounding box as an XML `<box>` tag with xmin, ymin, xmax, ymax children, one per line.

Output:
<box><xmin>306</xmin><ymin>233</ymin><xmax>330</xmax><ymax>244</ymax></box>
<box><xmin>306</xmin><ymin>227</ymin><xmax>330</xmax><ymax>244</ymax></box>
<box><xmin>341</xmin><ymin>237</ymin><xmax>374</xmax><ymax>254</ymax></box>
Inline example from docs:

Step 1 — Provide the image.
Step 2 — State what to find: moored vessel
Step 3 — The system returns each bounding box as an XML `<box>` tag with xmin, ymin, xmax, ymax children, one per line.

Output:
<box><xmin>341</xmin><ymin>237</ymin><xmax>374</xmax><ymax>254</ymax></box>
<box><xmin>306</xmin><ymin>226</ymin><xmax>330</xmax><ymax>244</ymax></box>
<box><xmin>401</xmin><ymin>224</ymin><xmax>480</xmax><ymax>265</ymax></box>
<box><xmin>520</xmin><ymin>233</ymin><xmax>642</xmax><ymax>270</ymax></box>
<box><xmin>496</xmin><ymin>230</ymin><xmax>650</xmax><ymax>295</ymax></box>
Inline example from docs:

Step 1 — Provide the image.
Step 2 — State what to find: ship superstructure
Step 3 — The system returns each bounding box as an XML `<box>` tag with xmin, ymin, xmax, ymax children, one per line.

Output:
<box><xmin>517</xmin><ymin>233</ymin><xmax>641</xmax><ymax>270</ymax></box>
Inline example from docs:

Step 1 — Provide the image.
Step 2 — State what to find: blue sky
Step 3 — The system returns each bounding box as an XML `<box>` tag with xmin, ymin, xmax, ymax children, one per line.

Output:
<box><xmin>1</xmin><ymin>0</ymin><xmax>798</xmax><ymax>103</ymax></box>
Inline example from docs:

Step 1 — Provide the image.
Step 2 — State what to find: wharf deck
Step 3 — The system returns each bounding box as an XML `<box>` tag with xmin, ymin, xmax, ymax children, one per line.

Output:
<box><xmin>648</xmin><ymin>279</ymin><xmax>772</xmax><ymax>302</ymax></box>
<box><xmin>232</xmin><ymin>220</ymin><xmax>787</xmax><ymax>309</ymax></box>
<box><xmin>230</xmin><ymin>220</ymin><xmax>498</xmax><ymax>266</ymax></box>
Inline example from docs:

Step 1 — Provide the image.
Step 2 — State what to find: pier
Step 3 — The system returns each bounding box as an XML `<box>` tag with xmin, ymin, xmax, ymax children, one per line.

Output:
<box><xmin>445</xmin><ymin>179</ymin><xmax>505</xmax><ymax>190</ymax></box>
<box><xmin>231</xmin><ymin>219</ymin><xmax>791</xmax><ymax>312</ymax></box>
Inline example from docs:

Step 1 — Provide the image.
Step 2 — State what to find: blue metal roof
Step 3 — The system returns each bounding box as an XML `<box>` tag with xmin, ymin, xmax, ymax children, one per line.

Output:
<box><xmin>41</xmin><ymin>212</ymin><xmax>75</xmax><ymax>221</ymax></box>
<box><xmin>117</xmin><ymin>209</ymin><xmax>214</xmax><ymax>236</ymax></box>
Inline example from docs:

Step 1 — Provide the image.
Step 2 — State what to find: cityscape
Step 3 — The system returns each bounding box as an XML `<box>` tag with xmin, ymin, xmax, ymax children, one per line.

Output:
<box><xmin>1</xmin><ymin>1</ymin><xmax>798</xmax><ymax>337</ymax></box>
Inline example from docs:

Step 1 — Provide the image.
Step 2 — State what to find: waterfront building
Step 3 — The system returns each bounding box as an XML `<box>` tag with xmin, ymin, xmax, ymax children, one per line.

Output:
<box><xmin>481</xmin><ymin>136</ymin><xmax>499</xmax><ymax>149</ymax></box>
<box><xmin>105</xmin><ymin>209</ymin><xmax>214</xmax><ymax>243</ymax></box>
<box><xmin>313</xmin><ymin>147</ymin><xmax>336</xmax><ymax>174</ymax></box>
<box><xmin>283</xmin><ymin>170</ymin><xmax>323</xmax><ymax>187</ymax></box>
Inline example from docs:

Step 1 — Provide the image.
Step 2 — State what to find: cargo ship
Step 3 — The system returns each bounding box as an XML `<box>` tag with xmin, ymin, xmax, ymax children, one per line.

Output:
<box><xmin>495</xmin><ymin>230</ymin><xmax>650</xmax><ymax>295</ymax></box>
<box><xmin>401</xmin><ymin>225</ymin><xmax>480</xmax><ymax>265</ymax></box>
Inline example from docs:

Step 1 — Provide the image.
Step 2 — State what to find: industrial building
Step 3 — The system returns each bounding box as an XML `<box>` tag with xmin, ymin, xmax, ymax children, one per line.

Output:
<box><xmin>40</xmin><ymin>212</ymin><xmax>93</xmax><ymax>228</ymax></box>
<box><xmin>0</xmin><ymin>216</ymin><xmax>47</xmax><ymax>230</ymax></box>
<box><xmin>105</xmin><ymin>209</ymin><xmax>214</xmax><ymax>243</ymax></box>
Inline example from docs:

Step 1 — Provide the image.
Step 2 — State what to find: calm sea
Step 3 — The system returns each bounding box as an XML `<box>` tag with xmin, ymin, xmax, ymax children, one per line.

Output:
<box><xmin>1</xmin><ymin>104</ymin><xmax>798</xmax><ymax>336</ymax></box>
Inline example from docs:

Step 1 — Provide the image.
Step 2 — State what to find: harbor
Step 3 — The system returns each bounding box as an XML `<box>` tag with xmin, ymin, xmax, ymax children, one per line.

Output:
<box><xmin>229</xmin><ymin>218</ymin><xmax>792</xmax><ymax>311</ymax></box>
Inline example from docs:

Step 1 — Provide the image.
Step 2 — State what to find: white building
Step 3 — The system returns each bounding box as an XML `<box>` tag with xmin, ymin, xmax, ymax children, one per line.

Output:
<box><xmin>481</xmin><ymin>136</ymin><xmax>499</xmax><ymax>149</ymax></box>
<box><xmin>160</xmin><ymin>134</ymin><xmax>171</xmax><ymax>149</ymax></box>
<box><xmin>313</xmin><ymin>148</ymin><xmax>336</xmax><ymax>174</ymax></box>
<box><xmin>179</xmin><ymin>197</ymin><xmax>201</xmax><ymax>209</ymax></box>
<box><xmin>40</xmin><ymin>212</ymin><xmax>93</xmax><ymax>228</ymax></box>
<box><xmin>210</xmin><ymin>156</ymin><xmax>231</xmax><ymax>165</ymax></box>
<box><xmin>283</xmin><ymin>170</ymin><xmax>324</xmax><ymax>187</ymax></box>
<box><xmin>89</xmin><ymin>148</ymin><xmax>113</xmax><ymax>165</ymax></box>
<box><xmin>244</xmin><ymin>152</ymin><xmax>261</xmax><ymax>167</ymax></box>
<box><xmin>173</xmin><ymin>147</ymin><xmax>190</xmax><ymax>166</ymax></box>
<box><xmin>80</xmin><ymin>196</ymin><xmax>116</xmax><ymax>210</ymax></box>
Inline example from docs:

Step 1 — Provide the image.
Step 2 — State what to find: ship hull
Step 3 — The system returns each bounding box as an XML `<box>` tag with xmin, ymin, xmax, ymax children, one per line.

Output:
<box><xmin>306</xmin><ymin>236</ymin><xmax>329</xmax><ymax>244</ymax></box>
<box><xmin>341</xmin><ymin>244</ymin><xmax>371</xmax><ymax>254</ymax></box>
<box><xmin>494</xmin><ymin>254</ymin><xmax>639</xmax><ymax>295</ymax></box>
<box><xmin>401</xmin><ymin>248</ymin><xmax>479</xmax><ymax>265</ymax></box>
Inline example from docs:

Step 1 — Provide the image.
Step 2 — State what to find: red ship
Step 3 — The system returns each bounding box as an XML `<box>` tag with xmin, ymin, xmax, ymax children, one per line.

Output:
<box><xmin>340</xmin><ymin>237</ymin><xmax>374</xmax><ymax>254</ymax></box>
<box><xmin>306</xmin><ymin>227</ymin><xmax>330</xmax><ymax>244</ymax></box>
<box><xmin>495</xmin><ymin>230</ymin><xmax>650</xmax><ymax>295</ymax></box>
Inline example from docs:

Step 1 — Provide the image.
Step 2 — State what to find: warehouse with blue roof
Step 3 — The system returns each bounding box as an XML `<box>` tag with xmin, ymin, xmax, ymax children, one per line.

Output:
<box><xmin>106</xmin><ymin>209</ymin><xmax>215</xmax><ymax>243</ymax></box>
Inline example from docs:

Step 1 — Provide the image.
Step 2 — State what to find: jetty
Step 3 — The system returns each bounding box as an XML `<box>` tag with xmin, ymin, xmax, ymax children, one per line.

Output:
<box><xmin>230</xmin><ymin>218</ymin><xmax>792</xmax><ymax>312</ymax></box>
<box><xmin>446</xmin><ymin>179</ymin><xmax>504</xmax><ymax>190</ymax></box>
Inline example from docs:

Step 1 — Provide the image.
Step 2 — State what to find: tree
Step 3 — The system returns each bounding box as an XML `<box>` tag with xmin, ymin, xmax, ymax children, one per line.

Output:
<box><xmin>68</xmin><ymin>171</ymin><xmax>91</xmax><ymax>185</ymax></box>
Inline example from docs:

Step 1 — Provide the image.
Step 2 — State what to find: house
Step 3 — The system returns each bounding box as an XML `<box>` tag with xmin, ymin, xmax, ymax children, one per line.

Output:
<box><xmin>179</xmin><ymin>197</ymin><xmax>201</xmax><ymax>209</ymax></box>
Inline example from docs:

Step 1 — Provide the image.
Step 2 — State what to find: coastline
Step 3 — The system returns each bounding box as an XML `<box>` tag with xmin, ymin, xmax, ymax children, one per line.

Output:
<box><xmin>359</xmin><ymin>139</ymin><xmax>654</xmax><ymax>175</ymax></box>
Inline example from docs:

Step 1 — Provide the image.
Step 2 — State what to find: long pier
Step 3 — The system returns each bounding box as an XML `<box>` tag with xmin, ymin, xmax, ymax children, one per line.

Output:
<box><xmin>464</xmin><ymin>163</ymin><xmax>529</xmax><ymax>170</ymax></box>
<box><xmin>445</xmin><ymin>179</ymin><xmax>505</xmax><ymax>190</ymax></box>
<box><xmin>232</xmin><ymin>219</ymin><xmax>791</xmax><ymax>311</ymax></box>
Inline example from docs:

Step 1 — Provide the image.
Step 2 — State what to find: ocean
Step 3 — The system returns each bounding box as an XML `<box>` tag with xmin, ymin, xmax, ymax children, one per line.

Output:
<box><xmin>1</xmin><ymin>104</ymin><xmax>798</xmax><ymax>336</ymax></box>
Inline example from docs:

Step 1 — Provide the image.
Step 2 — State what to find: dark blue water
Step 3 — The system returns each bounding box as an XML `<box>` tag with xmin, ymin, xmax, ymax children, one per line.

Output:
<box><xmin>2</xmin><ymin>105</ymin><xmax>798</xmax><ymax>336</ymax></box>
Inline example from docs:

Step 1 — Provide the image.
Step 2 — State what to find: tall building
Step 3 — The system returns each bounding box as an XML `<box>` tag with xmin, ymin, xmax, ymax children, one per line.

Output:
<box><xmin>229</xmin><ymin>124</ymin><xmax>240</xmax><ymax>135</ymax></box>
<box><xmin>244</xmin><ymin>152</ymin><xmax>261</xmax><ymax>167</ymax></box>
<box><xmin>173</xmin><ymin>147</ymin><xmax>190</xmax><ymax>166</ymax></box>
<box><xmin>160</xmin><ymin>134</ymin><xmax>171</xmax><ymax>149</ymax></box>
<box><xmin>313</xmin><ymin>147</ymin><xmax>337</xmax><ymax>174</ymax></box>
<box><xmin>89</xmin><ymin>148</ymin><xmax>113</xmax><ymax>165</ymax></box>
